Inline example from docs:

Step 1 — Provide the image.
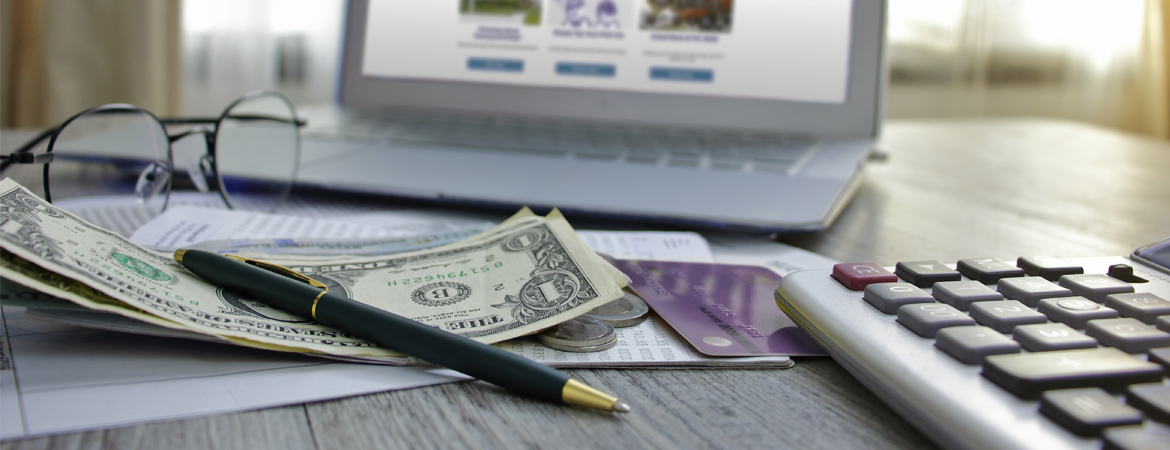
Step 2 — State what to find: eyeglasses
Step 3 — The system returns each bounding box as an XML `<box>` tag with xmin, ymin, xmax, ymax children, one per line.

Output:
<box><xmin>1</xmin><ymin>91</ymin><xmax>304</xmax><ymax>214</ymax></box>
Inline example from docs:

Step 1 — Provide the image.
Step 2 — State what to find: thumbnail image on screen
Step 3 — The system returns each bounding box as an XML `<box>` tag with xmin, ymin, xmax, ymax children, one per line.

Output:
<box><xmin>548</xmin><ymin>0</ymin><xmax>631</xmax><ymax>30</ymax></box>
<box><xmin>640</xmin><ymin>0</ymin><xmax>733</xmax><ymax>33</ymax></box>
<box><xmin>459</xmin><ymin>0</ymin><xmax>544</xmax><ymax>26</ymax></box>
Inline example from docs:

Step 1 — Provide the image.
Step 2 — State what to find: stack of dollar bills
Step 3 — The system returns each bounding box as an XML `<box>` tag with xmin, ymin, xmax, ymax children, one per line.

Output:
<box><xmin>0</xmin><ymin>178</ymin><xmax>630</xmax><ymax>365</ymax></box>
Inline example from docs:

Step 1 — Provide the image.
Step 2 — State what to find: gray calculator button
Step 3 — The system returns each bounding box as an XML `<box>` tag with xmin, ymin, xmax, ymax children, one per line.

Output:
<box><xmin>895</xmin><ymin>260</ymin><xmax>961</xmax><ymax>288</ymax></box>
<box><xmin>957</xmin><ymin>258</ymin><xmax>1025</xmax><ymax>284</ymax></box>
<box><xmin>1085</xmin><ymin>318</ymin><xmax>1170</xmax><ymax>353</ymax></box>
<box><xmin>1127</xmin><ymin>383</ymin><xmax>1170</xmax><ymax>424</ymax></box>
<box><xmin>1104</xmin><ymin>423</ymin><xmax>1170</xmax><ymax>450</ymax></box>
<box><xmin>1040</xmin><ymin>388</ymin><xmax>1143</xmax><ymax>436</ymax></box>
<box><xmin>968</xmin><ymin>300</ymin><xmax>1047</xmax><ymax>333</ymax></box>
<box><xmin>1106</xmin><ymin>264</ymin><xmax>1149</xmax><ymax>284</ymax></box>
<box><xmin>931</xmin><ymin>281</ymin><xmax>1003</xmax><ymax>311</ymax></box>
<box><xmin>1058</xmin><ymin>274</ymin><xmax>1135</xmax><ymax>303</ymax></box>
<box><xmin>935</xmin><ymin>326</ymin><xmax>1020</xmax><ymax>364</ymax></box>
<box><xmin>997</xmin><ymin>277</ymin><xmax>1072</xmax><ymax>307</ymax></box>
<box><xmin>1018</xmin><ymin>256</ymin><xmax>1085</xmax><ymax>281</ymax></box>
<box><xmin>1038</xmin><ymin>297</ymin><xmax>1119</xmax><ymax>329</ymax></box>
<box><xmin>1105</xmin><ymin>292</ymin><xmax>1170</xmax><ymax>324</ymax></box>
<box><xmin>1150</xmin><ymin>348</ymin><xmax>1170</xmax><ymax>371</ymax></box>
<box><xmin>863</xmin><ymin>282</ymin><xmax>934</xmax><ymax>314</ymax></box>
<box><xmin>1161</xmin><ymin>316</ymin><xmax>1170</xmax><ymax>333</ymax></box>
<box><xmin>897</xmin><ymin>303</ymin><xmax>975</xmax><ymax>338</ymax></box>
<box><xmin>1012</xmin><ymin>323</ymin><xmax>1098</xmax><ymax>352</ymax></box>
<box><xmin>982</xmin><ymin>348</ymin><xmax>1164</xmax><ymax>398</ymax></box>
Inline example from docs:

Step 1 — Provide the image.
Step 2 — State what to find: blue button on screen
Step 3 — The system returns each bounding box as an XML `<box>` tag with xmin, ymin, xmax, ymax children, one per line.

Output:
<box><xmin>556</xmin><ymin>62</ymin><xmax>616</xmax><ymax>77</ymax></box>
<box><xmin>467</xmin><ymin>58</ymin><xmax>524</xmax><ymax>72</ymax></box>
<box><xmin>649</xmin><ymin>67</ymin><xmax>714</xmax><ymax>82</ymax></box>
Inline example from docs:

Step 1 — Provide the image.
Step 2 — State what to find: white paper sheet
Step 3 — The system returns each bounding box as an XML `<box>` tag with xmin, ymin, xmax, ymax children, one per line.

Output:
<box><xmin>705</xmin><ymin>232</ymin><xmax>840</xmax><ymax>276</ymax></box>
<box><xmin>129</xmin><ymin>206</ymin><xmax>493</xmax><ymax>251</ymax></box>
<box><xmin>56</xmin><ymin>192</ymin><xmax>497</xmax><ymax>240</ymax></box>
<box><xmin>577</xmin><ymin>231</ymin><xmax>715</xmax><ymax>263</ymax></box>
<box><xmin>0</xmin><ymin>305</ymin><xmax>466</xmax><ymax>439</ymax></box>
<box><xmin>130</xmin><ymin>206</ymin><xmax>405</xmax><ymax>250</ymax></box>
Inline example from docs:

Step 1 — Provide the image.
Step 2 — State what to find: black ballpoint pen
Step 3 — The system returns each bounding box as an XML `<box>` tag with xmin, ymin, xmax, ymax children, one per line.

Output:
<box><xmin>174</xmin><ymin>249</ymin><xmax>631</xmax><ymax>413</ymax></box>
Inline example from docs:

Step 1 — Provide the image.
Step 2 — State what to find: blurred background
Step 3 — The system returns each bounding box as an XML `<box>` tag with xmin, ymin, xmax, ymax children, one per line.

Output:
<box><xmin>1</xmin><ymin>0</ymin><xmax>1167</xmax><ymax>139</ymax></box>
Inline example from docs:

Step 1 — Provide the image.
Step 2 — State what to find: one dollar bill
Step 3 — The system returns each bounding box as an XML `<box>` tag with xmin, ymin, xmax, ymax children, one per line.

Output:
<box><xmin>0</xmin><ymin>178</ymin><xmax>628</xmax><ymax>359</ymax></box>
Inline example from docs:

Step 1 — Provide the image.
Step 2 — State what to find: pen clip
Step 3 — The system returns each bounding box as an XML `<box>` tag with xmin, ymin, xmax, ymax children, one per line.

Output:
<box><xmin>224</xmin><ymin>254</ymin><xmax>328</xmax><ymax>292</ymax></box>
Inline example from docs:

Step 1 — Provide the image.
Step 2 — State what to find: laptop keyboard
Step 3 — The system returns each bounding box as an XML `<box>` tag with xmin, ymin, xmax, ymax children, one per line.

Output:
<box><xmin>303</xmin><ymin>110</ymin><xmax>817</xmax><ymax>175</ymax></box>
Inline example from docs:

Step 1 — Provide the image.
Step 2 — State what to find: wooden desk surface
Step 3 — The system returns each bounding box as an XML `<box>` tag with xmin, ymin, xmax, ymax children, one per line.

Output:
<box><xmin>2</xmin><ymin>119</ymin><xmax>1168</xmax><ymax>450</ymax></box>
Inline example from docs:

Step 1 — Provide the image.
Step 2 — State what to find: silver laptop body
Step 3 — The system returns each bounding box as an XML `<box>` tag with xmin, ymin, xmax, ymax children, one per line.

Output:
<box><xmin>297</xmin><ymin>0</ymin><xmax>887</xmax><ymax>231</ymax></box>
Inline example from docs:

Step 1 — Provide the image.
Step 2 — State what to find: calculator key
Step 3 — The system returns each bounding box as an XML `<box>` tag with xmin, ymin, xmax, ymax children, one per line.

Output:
<box><xmin>957</xmin><ymin>258</ymin><xmax>1025</xmax><ymax>284</ymax></box>
<box><xmin>1104</xmin><ymin>423</ymin><xmax>1170</xmax><ymax>450</ymax></box>
<box><xmin>897</xmin><ymin>303</ymin><xmax>975</xmax><ymax>338</ymax></box>
<box><xmin>1105</xmin><ymin>293</ymin><xmax>1170</xmax><ymax>324</ymax></box>
<box><xmin>982</xmin><ymin>348</ymin><xmax>1164</xmax><ymax>398</ymax></box>
<box><xmin>1127</xmin><ymin>383</ymin><xmax>1170</xmax><ymax>424</ymax></box>
<box><xmin>1107</xmin><ymin>264</ymin><xmax>1149</xmax><ymax>284</ymax></box>
<box><xmin>931</xmin><ymin>281</ymin><xmax>1003</xmax><ymax>311</ymax></box>
<box><xmin>1038</xmin><ymin>297</ymin><xmax>1119</xmax><ymax>329</ymax></box>
<box><xmin>894</xmin><ymin>261</ymin><xmax>961</xmax><ymax>288</ymax></box>
<box><xmin>1017</xmin><ymin>256</ymin><xmax>1085</xmax><ymax>281</ymax></box>
<box><xmin>1012</xmin><ymin>323</ymin><xmax>1099</xmax><ymax>352</ymax></box>
<box><xmin>1059</xmin><ymin>274</ymin><xmax>1135</xmax><ymax>303</ymax></box>
<box><xmin>863</xmin><ymin>282</ymin><xmax>934</xmax><ymax>314</ymax></box>
<box><xmin>935</xmin><ymin>326</ymin><xmax>1020</xmax><ymax>364</ymax></box>
<box><xmin>1085</xmin><ymin>318</ymin><xmax>1170</xmax><ymax>353</ymax></box>
<box><xmin>968</xmin><ymin>300</ymin><xmax>1047</xmax><ymax>333</ymax></box>
<box><xmin>1150</xmin><ymin>348</ymin><xmax>1170</xmax><ymax>371</ymax></box>
<box><xmin>1161</xmin><ymin>316</ymin><xmax>1170</xmax><ymax>333</ymax></box>
<box><xmin>997</xmin><ymin>277</ymin><xmax>1072</xmax><ymax>307</ymax></box>
<box><xmin>1039</xmin><ymin>388</ymin><xmax>1143</xmax><ymax>436</ymax></box>
<box><xmin>831</xmin><ymin>263</ymin><xmax>897</xmax><ymax>290</ymax></box>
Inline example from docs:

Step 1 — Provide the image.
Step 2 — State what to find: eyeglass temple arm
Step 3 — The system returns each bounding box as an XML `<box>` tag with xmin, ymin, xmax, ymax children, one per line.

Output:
<box><xmin>1</xmin><ymin>128</ymin><xmax>59</xmax><ymax>171</ymax></box>
<box><xmin>2</xmin><ymin>114</ymin><xmax>307</xmax><ymax>171</ymax></box>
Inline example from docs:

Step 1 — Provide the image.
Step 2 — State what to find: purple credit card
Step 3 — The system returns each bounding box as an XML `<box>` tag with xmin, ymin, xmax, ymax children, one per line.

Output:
<box><xmin>613</xmin><ymin>260</ymin><xmax>825</xmax><ymax>357</ymax></box>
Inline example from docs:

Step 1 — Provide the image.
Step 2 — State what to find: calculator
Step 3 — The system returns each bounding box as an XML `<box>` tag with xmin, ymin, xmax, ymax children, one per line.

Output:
<box><xmin>775</xmin><ymin>238</ymin><xmax>1170</xmax><ymax>450</ymax></box>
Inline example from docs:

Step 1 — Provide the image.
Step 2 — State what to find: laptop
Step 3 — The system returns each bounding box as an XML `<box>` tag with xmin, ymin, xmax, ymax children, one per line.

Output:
<box><xmin>295</xmin><ymin>0</ymin><xmax>886</xmax><ymax>231</ymax></box>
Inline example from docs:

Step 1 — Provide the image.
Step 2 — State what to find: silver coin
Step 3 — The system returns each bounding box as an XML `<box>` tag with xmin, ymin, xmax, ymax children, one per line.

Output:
<box><xmin>582</xmin><ymin>292</ymin><xmax>650</xmax><ymax>328</ymax></box>
<box><xmin>537</xmin><ymin>316</ymin><xmax>616</xmax><ymax>351</ymax></box>
<box><xmin>543</xmin><ymin>334</ymin><xmax>617</xmax><ymax>353</ymax></box>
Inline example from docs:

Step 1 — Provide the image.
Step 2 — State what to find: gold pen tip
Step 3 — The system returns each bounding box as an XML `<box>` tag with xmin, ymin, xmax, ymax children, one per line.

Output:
<box><xmin>173</xmin><ymin>249</ymin><xmax>187</xmax><ymax>264</ymax></box>
<box><xmin>563</xmin><ymin>379</ymin><xmax>631</xmax><ymax>413</ymax></box>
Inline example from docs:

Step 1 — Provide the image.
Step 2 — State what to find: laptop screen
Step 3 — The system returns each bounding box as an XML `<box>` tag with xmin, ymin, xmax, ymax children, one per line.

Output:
<box><xmin>361</xmin><ymin>0</ymin><xmax>852</xmax><ymax>104</ymax></box>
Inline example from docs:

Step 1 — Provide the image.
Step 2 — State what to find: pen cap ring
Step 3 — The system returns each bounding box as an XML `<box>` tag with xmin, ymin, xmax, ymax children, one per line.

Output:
<box><xmin>222</xmin><ymin>254</ymin><xmax>330</xmax><ymax>319</ymax></box>
<box><xmin>224</xmin><ymin>254</ymin><xmax>327</xmax><ymax>291</ymax></box>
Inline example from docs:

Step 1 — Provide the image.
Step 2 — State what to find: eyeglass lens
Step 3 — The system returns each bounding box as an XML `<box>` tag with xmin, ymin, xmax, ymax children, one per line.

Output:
<box><xmin>212</xmin><ymin>94</ymin><xmax>299</xmax><ymax>212</ymax></box>
<box><xmin>49</xmin><ymin>109</ymin><xmax>172</xmax><ymax>213</ymax></box>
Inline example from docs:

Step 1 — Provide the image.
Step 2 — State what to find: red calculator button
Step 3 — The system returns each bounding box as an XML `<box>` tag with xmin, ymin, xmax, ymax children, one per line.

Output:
<box><xmin>832</xmin><ymin>263</ymin><xmax>898</xmax><ymax>290</ymax></box>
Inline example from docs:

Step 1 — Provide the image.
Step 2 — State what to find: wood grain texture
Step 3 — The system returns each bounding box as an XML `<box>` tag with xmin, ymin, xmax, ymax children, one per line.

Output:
<box><xmin>778</xmin><ymin>119</ymin><xmax>1170</xmax><ymax>263</ymax></box>
<box><xmin>3</xmin><ymin>119</ymin><xmax>1167</xmax><ymax>449</ymax></box>
<box><xmin>0</xmin><ymin>405</ymin><xmax>315</xmax><ymax>450</ymax></box>
<box><xmin>304</xmin><ymin>364</ymin><xmax>930</xmax><ymax>450</ymax></box>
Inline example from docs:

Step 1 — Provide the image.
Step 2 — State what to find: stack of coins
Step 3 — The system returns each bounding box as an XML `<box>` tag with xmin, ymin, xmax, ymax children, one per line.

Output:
<box><xmin>582</xmin><ymin>291</ymin><xmax>650</xmax><ymax>328</ymax></box>
<box><xmin>538</xmin><ymin>316</ymin><xmax>617</xmax><ymax>352</ymax></box>
<box><xmin>537</xmin><ymin>291</ymin><xmax>652</xmax><ymax>353</ymax></box>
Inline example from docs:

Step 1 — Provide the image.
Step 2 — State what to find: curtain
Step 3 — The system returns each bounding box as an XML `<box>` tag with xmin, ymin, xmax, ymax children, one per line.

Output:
<box><xmin>5</xmin><ymin>0</ymin><xmax>1168</xmax><ymax>138</ymax></box>
<box><xmin>886</xmin><ymin>0</ymin><xmax>1169</xmax><ymax>139</ymax></box>
<box><xmin>1</xmin><ymin>0</ymin><xmax>182</xmax><ymax>129</ymax></box>
<box><xmin>181</xmin><ymin>0</ymin><xmax>343</xmax><ymax>116</ymax></box>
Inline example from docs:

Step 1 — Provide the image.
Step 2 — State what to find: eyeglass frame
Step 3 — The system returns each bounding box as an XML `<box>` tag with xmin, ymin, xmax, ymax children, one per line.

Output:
<box><xmin>0</xmin><ymin>90</ymin><xmax>307</xmax><ymax>212</ymax></box>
